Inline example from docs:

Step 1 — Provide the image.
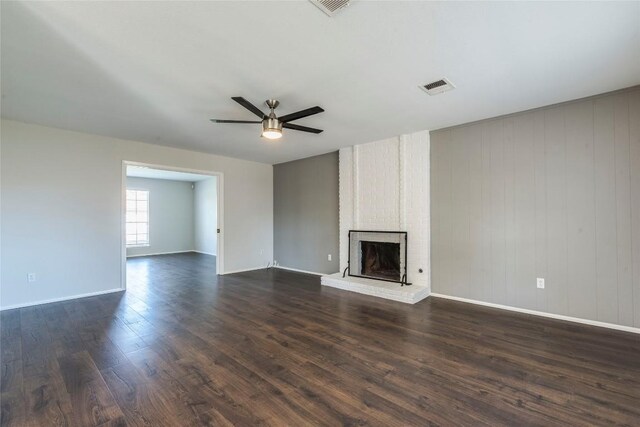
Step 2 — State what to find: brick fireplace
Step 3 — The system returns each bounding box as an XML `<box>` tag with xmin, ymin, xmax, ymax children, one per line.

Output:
<box><xmin>321</xmin><ymin>130</ymin><xmax>431</xmax><ymax>303</ymax></box>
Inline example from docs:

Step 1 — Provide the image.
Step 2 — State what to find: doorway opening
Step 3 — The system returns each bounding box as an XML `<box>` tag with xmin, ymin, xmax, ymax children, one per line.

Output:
<box><xmin>121</xmin><ymin>161</ymin><xmax>223</xmax><ymax>290</ymax></box>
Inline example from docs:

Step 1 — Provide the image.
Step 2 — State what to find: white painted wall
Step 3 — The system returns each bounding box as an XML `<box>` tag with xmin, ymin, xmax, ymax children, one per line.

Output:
<box><xmin>194</xmin><ymin>177</ymin><xmax>217</xmax><ymax>255</ymax></box>
<box><xmin>126</xmin><ymin>177</ymin><xmax>195</xmax><ymax>257</ymax></box>
<box><xmin>339</xmin><ymin>131</ymin><xmax>430</xmax><ymax>290</ymax></box>
<box><xmin>0</xmin><ymin>119</ymin><xmax>273</xmax><ymax>309</ymax></box>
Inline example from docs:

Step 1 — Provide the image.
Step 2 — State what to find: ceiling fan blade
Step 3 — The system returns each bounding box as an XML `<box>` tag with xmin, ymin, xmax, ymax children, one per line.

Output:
<box><xmin>210</xmin><ymin>119</ymin><xmax>262</xmax><ymax>124</ymax></box>
<box><xmin>282</xmin><ymin>122</ymin><xmax>324</xmax><ymax>134</ymax></box>
<box><xmin>231</xmin><ymin>97</ymin><xmax>266</xmax><ymax>119</ymax></box>
<box><xmin>278</xmin><ymin>106</ymin><xmax>324</xmax><ymax>123</ymax></box>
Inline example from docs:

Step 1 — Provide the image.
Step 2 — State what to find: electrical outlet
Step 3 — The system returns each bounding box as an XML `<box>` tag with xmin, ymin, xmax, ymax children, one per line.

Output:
<box><xmin>328</xmin><ymin>254</ymin><xmax>332</xmax><ymax>261</ymax></box>
<box><xmin>537</xmin><ymin>278</ymin><xmax>545</xmax><ymax>289</ymax></box>
<box><xmin>27</xmin><ymin>273</ymin><xmax>36</xmax><ymax>283</ymax></box>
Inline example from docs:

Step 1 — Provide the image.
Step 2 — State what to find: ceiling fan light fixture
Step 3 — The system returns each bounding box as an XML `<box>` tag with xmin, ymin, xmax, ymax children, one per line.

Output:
<box><xmin>262</xmin><ymin>117</ymin><xmax>283</xmax><ymax>140</ymax></box>
<box><xmin>262</xmin><ymin>129</ymin><xmax>282</xmax><ymax>140</ymax></box>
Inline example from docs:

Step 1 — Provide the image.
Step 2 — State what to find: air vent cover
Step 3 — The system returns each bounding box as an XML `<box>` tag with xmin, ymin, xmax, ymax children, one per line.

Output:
<box><xmin>309</xmin><ymin>0</ymin><xmax>352</xmax><ymax>17</ymax></box>
<box><xmin>420</xmin><ymin>78</ymin><xmax>456</xmax><ymax>96</ymax></box>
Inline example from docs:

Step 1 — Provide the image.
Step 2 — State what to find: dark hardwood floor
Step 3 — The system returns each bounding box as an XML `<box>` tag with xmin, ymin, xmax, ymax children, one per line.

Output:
<box><xmin>2</xmin><ymin>252</ymin><xmax>639</xmax><ymax>426</ymax></box>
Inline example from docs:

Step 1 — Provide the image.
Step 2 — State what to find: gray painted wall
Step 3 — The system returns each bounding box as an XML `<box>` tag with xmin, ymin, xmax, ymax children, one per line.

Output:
<box><xmin>194</xmin><ymin>177</ymin><xmax>218</xmax><ymax>255</ymax></box>
<box><xmin>126</xmin><ymin>177</ymin><xmax>194</xmax><ymax>257</ymax></box>
<box><xmin>430</xmin><ymin>87</ymin><xmax>640</xmax><ymax>328</ymax></box>
<box><xmin>274</xmin><ymin>151</ymin><xmax>339</xmax><ymax>274</ymax></box>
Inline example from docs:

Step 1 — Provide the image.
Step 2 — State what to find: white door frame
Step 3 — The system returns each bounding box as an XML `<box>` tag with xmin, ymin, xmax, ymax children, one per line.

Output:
<box><xmin>121</xmin><ymin>160</ymin><xmax>224</xmax><ymax>290</ymax></box>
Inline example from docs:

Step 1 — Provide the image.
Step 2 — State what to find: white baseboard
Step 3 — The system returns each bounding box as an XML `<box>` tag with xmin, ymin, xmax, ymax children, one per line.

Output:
<box><xmin>193</xmin><ymin>250</ymin><xmax>216</xmax><ymax>256</ymax></box>
<box><xmin>430</xmin><ymin>293</ymin><xmax>640</xmax><ymax>335</ymax></box>
<box><xmin>0</xmin><ymin>288</ymin><xmax>125</xmax><ymax>311</ymax></box>
<box><xmin>126</xmin><ymin>250</ymin><xmax>194</xmax><ymax>258</ymax></box>
<box><xmin>221</xmin><ymin>266</ymin><xmax>266</xmax><ymax>275</ymax></box>
<box><xmin>274</xmin><ymin>265</ymin><xmax>328</xmax><ymax>276</ymax></box>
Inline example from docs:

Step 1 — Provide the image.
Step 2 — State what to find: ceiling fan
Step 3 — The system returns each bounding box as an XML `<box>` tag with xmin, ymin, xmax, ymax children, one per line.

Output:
<box><xmin>210</xmin><ymin>97</ymin><xmax>324</xmax><ymax>140</ymax></box>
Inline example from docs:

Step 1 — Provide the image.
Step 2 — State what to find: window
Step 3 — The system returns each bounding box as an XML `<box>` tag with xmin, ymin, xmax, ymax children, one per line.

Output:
<box><xmin>126</xmin><ymin>189</ymin><xmax>149</xmax><ymax>247</ymax></box>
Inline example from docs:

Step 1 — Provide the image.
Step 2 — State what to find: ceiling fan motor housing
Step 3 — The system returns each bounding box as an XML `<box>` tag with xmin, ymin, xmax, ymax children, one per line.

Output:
<box><xmin>263</xmin><ymin>116</ymin><xmax>282</xmax><ymax>132</ymax></box>
<box><xmin>264</xmin><ymin>100</ymin><xmax>282</xmax><ymax>133</ymax></box>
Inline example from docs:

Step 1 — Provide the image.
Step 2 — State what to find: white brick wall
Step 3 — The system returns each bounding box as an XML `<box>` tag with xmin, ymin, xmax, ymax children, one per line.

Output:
<box><xmin>339</xmin><ymin>147</ymin><xmax>353</xmax><ymax>273</ymax></box>
<box><xmin>356</xmin><ymin>138</ymin><xmax>400</xmax><ymax>230</ymax></box>
<box><xmin>403</xmin><ymin>131</ymin><xmax>430</xmax><ymax>288</ymax></box>
<box><xmin>339</xmin><ymin>131</ymin><xmax>431</xmax><ymax>290</ymax></box>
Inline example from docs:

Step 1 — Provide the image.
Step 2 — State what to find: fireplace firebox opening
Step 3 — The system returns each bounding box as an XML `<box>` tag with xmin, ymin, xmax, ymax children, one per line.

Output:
<box><xmin>360</xmin><ymin>241</ymin><xmax>401</xmax><ymax>281</ymax></box>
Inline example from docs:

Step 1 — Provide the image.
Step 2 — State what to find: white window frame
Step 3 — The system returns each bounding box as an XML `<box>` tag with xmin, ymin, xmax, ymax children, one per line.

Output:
<box><xmin>126</xmin><ymin>189</ymin><xmax>150</xmax><ymax>247</ymax></box>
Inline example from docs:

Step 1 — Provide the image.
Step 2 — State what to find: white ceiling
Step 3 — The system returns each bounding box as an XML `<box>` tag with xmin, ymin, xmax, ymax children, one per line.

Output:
<box><xmin>127</xmin><ymin>166</ymin><xmax>213</xmax><ymax>182</ymax></box>
<box><xmin>2</xmin><ymin>1</ymin><xmax>639</xmax><ymax>165</ymax></box>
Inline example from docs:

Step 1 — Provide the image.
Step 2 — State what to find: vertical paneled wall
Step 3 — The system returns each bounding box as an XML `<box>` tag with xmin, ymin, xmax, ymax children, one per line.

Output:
<box><xmin>430</xmin><ymin>87</ymin><xmax>640</xmax><ymax>328</ymax></box>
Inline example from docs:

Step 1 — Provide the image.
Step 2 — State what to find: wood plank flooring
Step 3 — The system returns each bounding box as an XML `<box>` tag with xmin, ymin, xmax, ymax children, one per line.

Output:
<box><xmin>2</xmin><ymin>252</ymin><xmax>639</xmax><ymax>426</ymax></box>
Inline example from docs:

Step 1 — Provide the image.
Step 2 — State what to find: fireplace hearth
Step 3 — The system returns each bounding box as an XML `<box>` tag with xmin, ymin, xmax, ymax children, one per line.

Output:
<box><xmin>344</xmin><ymin>230</ymin><xmax>409</xmax><ymax>286</ymax></box>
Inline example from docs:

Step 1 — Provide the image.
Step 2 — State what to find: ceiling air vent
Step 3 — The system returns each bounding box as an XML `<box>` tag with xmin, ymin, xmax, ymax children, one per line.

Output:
<box><xmin>420</xmin><ymin>78</ymin><xmax>456</xmax><ymax>96</ymax></box>
<box><xmin>309</xmin><ymin>0</ymin><xmax>352</xmax><ymax>17</ymax></box>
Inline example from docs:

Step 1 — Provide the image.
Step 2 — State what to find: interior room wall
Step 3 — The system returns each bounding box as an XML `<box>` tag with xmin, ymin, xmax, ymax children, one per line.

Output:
<box><xmin>339</xmin><ymin>131</ymin><xmax>431</xmax><ymax>289</ymax></box>
<box><xmin>273</xmin><ymin>152</ymin><xmax>339</xmax><ymax>274</ymax></box>
<box><xmin>194</xmin><ymin>177</ymin><xmax>218</xmax><ymax>256</ymax></box>
<box><xmin>0</xmin><ymin>119</ymin><xmax>273</xmax><ymax>309</ymax></box>
<box><xmin>125</xmin><ymin>177</ymin><xmax>195</xmax><ymax>257</ymax></box>
<box><xmin>430</xmin><ymin>86</ymin><xmax>640</xmax><ymax>328</ymax></box>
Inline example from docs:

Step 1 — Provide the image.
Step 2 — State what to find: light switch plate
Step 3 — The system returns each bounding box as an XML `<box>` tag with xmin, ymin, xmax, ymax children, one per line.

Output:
<box><xmin>537</xmin><ymin>278</ymin><xmax>545</xmax><ymax>289</ymax></box>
